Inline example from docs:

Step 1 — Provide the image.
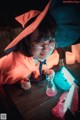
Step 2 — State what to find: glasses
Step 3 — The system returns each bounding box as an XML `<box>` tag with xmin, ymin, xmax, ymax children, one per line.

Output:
<box><xmin>31</xmin><ymin>39</ymin><xmax>56</xmax><ymax>50</ymax></box>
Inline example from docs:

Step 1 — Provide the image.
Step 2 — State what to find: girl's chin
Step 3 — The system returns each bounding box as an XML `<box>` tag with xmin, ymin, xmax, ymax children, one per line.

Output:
<box><xmin>38</xmin><ymin>55</ymin><xmax>48</xmax><ymax>61</ymax></box>
<box><xmin>34</xmin><ymin>53</ymin><xmax>51</xmax><ymax>61</ymax></box>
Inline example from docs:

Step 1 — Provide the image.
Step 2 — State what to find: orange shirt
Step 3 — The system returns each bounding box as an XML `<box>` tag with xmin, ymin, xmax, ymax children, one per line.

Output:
<box><xmin>0</xmin><ymin>50</ymin><xmax>59</xmax><ymax>84</ymax></box>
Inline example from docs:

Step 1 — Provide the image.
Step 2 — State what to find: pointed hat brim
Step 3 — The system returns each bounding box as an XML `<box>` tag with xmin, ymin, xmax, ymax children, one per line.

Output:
<box><xmin>4</xmin><ymin>0</ymin><xmax>52</xmax><ymax>53</ymax></box>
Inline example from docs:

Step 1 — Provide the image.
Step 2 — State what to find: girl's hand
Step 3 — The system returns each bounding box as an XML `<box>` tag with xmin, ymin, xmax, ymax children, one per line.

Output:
<box><xmin>43</xmin><ymin>69</ymin><xmax>55</xmax><ymax>79</ymax></box>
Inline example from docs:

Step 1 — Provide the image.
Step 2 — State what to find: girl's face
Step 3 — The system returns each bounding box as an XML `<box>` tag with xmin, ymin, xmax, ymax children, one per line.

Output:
<box><xmin>30</xmin><ymin>29</ymin><xmax>55</xmax><ymax>61</ymax></box>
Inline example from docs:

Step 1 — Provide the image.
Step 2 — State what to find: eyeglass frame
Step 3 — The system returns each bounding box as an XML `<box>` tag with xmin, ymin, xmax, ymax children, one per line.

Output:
<box><xmin>31</xmin><ymin>38</ymin><xmax>56</xmax><ymax>51</ymax></box>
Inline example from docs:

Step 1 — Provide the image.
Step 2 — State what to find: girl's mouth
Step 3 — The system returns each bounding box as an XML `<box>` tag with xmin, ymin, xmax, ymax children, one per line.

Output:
<box><xmin>40</xmin><ymin>53</ymin><xmax>48</xmax><ymax>56</ymax></box>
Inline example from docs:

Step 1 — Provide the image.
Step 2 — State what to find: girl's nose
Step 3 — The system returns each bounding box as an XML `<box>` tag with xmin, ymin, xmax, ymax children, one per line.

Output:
<box><xmin>43</xmin><ymin>44</ymin><xmax>49</xmax><ymax>51</ymax></box>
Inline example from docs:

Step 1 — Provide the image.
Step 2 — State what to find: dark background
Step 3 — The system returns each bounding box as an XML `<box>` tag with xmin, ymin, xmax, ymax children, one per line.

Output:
<box><xmin>0</xmin><ymin>0</ymin><xmax>49</xmax><ymax>26</ymax></box>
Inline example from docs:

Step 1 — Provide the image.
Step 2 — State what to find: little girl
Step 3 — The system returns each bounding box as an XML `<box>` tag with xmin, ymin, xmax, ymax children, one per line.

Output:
<box><xmin>0</xmin><ymin>1</ymin><xmax>59</xmax><ymax>90</ymax></box>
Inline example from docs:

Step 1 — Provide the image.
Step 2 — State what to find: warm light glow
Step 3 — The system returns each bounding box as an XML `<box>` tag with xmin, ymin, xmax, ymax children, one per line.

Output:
<box><xmin>65</xmin><ymin>52</ymin><xmax>75</xmax><ymax>64</ymax></box>
<box><xmin>72</xmin><ymin>43</ymin><xmax>80</xmax><ymax>63</ymax></box>
<box><xmin>65</xmin><ymin>43</ymin><xmax>80</xmax><ymax>64</ymax></box>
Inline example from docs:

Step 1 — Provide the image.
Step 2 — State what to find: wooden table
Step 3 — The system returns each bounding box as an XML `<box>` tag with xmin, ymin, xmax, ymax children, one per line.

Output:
<box><xmin>1</xmin><ymin>63</ymin><xmax>80</xmax><ymax>120</ymax></box>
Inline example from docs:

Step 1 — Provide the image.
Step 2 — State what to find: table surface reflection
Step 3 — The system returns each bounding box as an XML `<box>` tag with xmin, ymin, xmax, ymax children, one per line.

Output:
<box><xmin>3</xmin><ymin>63</ymin><xmax>80</xmax><ymax>120</ymax></box>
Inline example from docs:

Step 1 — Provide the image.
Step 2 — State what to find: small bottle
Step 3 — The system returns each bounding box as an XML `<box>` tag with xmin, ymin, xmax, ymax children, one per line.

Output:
<box><xmin>59</xmin><ymin>59</ymin><xmax>64</xmax><ymax>69</ymax></box>
<box><xmin>46</xmin><ymin>70</ymin><xmax>57</xmax><ymax>97</ymax></box>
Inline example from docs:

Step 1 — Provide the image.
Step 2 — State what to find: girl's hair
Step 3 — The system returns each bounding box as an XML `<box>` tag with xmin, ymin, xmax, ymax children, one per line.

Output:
<box><xmin>15</xmin><ymin>12</ymin><xmax>56</xmax><ymax>57</ymax></box>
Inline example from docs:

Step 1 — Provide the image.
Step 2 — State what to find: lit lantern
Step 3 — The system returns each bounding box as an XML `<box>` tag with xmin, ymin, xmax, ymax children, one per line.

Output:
<box><xmin>72</xmin><ymin>44</ymin><xmax>80</xmax><ymax>63</ymax></box>
<box><xmin>65</xmin><ymin>51</ymin><xmax>75</xmax><ymax>64</ymax></box>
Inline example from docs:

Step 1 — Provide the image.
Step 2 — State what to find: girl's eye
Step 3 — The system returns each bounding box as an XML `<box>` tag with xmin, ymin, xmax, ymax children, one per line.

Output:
<box><xmin>32</xmin><ymin>41</ymin><xmax>42</xmax><ymax>45</ymax></box>
<box><xmin>35</xmin><ymin>43</ymin><xmax>42</xmax><ymax>47</ymax></box>
<box><xmin>49</xmin><ymin>38</ymin><xmax>55</xmax><ymax>43</ymax></box>
<box><xmin>49</xmin><ymin>39</ymin><xmax>53</xmax><ymax>43</ymax></box>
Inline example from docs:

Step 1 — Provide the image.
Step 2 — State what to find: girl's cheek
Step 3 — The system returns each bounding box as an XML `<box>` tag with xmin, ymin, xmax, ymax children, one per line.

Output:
<box><xmin>32</xmin><ymin>50</ymin><xmax>41</xmax><ymax>56</ymax></box>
